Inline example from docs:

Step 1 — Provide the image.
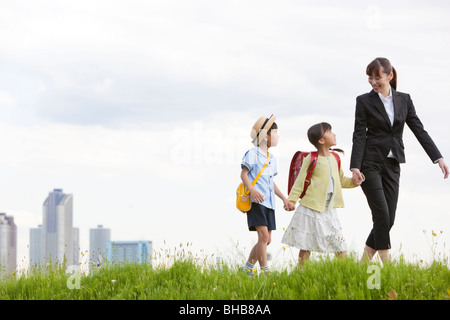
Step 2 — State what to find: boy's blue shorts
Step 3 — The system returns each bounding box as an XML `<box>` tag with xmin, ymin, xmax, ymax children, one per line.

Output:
<box><xmin>246</xmin><ymin>203</ymin><xmax>276</xmax><ymax>231</ymax></box>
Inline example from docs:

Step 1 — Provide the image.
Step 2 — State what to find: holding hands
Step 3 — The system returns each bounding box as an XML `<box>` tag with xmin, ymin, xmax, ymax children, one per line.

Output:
<box><xmin>250</xmin><ymin>184</ymin><xmax>295</xmax><ymax>211</ymax></box>
<box><xmin>284</xmin><ymin>199</ymin><xmax>296</xmax><ymax>211</ymax></box>
<box><xmin>351</xmin><ymin>169</ymin><xmax>364</xmax><ymax>186</ymax></box>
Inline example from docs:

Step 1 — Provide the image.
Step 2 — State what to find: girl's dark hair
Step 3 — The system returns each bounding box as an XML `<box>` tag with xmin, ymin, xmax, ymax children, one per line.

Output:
<box><xmin>307</xmin><ymin>122</ymin><xmax>344</xmax><ymax>170</ymax></box>
<box><xmin>366</xmin><ymin>57</ymin><xmax>397</xmax><ymax>90</ymax></box>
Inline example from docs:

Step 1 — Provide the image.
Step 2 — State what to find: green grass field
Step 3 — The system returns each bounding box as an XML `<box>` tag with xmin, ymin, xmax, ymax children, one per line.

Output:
<box><xmin>1</xmin><ymin>253</ymin><xmax>449</xmax><ymax>300</ymax></box>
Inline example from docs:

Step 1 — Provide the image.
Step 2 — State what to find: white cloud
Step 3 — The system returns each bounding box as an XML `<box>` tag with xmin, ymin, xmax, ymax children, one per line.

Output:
<box><xmin>0</xmin><ymin>90</ymin><xmax>17</xmax><ymax>107</ymax></box>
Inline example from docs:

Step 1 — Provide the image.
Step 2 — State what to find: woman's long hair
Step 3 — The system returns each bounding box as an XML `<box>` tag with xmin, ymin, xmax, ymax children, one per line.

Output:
<box><xmin>366</xmin><ymin>57</ymin><xmax>397</xmax><ymax>90</ymax></box>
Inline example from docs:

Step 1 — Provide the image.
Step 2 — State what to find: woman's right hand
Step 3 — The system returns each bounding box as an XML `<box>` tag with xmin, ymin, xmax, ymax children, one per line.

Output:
<box><xmin>351</xmin><ymin>169</ymin><xmax>364</xmax><ymax>186</ymax></box>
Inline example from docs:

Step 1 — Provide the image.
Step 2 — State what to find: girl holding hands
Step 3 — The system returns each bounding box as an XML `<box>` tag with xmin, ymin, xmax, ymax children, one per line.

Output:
<box><xmin>283</xmin><ymin>122</ymin><xmax>359</xmax><ymax>265</ymax></box>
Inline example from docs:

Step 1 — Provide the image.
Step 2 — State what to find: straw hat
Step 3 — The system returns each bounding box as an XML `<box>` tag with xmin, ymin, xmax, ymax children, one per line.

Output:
<box><xmin>250</xmin><ymin>114</ymin><xmax>276</xmax><ymax>145</ymax></box>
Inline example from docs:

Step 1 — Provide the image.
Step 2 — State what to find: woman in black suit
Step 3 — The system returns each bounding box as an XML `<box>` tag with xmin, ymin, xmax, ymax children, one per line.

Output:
<box><xmin>350</xmin><ymin>57</ymin><xmax>449</xmax><ymax>263</ymax></box>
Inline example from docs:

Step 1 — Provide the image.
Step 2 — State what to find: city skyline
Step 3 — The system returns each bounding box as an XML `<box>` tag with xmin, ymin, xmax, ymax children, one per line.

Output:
<box><xmin>2</xmin><ymin>189</ymin><xmax>151</xmax><ymax>272</ymax></box>
<box><xmin>0</xmin><ymin>187</ymin><xmax>148</xmax><ymax>271</ymax></box>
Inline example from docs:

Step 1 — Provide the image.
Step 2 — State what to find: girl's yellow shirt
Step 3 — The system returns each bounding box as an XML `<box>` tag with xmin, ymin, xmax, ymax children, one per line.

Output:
<box><xmin>288</xmin><ymin>154</ymin><xmax>357</xmax><ymax>212</ymax></box>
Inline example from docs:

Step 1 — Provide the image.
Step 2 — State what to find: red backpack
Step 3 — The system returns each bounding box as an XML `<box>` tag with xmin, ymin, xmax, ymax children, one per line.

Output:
<box><xmin>287</xmin><ymin>151</ymin><xmax>341</xmax><ymax>198</ymax></box>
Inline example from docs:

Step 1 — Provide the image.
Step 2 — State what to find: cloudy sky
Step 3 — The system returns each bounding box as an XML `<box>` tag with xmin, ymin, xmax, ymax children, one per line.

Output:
<box><xmin>1</xmin><ymin>0</ymin><xmax>449</xmax><ymax>269</ymax></box>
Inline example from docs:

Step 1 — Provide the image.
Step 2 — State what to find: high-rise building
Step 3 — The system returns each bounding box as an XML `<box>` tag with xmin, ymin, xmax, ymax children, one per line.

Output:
<box><xmin>0</xmin><ymin>213</ymin><xmax>17</xmax><ymax>273</ymax></box>
<box><xmin>29</xmin><ymin>225</ymin><xmax>43</xmax><ymax>266</ymax></box>
<box><xmin>42</xmin><ymin>188</ymin><xmax>73</xmax><ymax>265</ymax></box>
<box><xmin>30</xmin><ymin>224</ymin><xmax>79</xmax><ymax>267</ymax></box>
<box><xmin>89</xmin><ymin>225</ymin><xmax>110</xmax><ymax>265</ymax></box>
<box><xmin>106</xmin><ymin>240</ymin><xmax>152</xmax><ymax>264</ymax></box>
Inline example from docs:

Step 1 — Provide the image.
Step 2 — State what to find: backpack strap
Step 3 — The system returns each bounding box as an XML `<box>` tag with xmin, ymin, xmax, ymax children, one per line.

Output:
<box><xmin>300</xmin><ymin>151</ymin><xmax>318</xmax><ymax>199</ymax></box>
<box><xmin>245</xmin><ymin>152</ymin><xmax>271</xmax><ymax>195</ymax></box>
<box><xmin>331</xmin><ymin>150</ymin><xmax>341</xmax><ymax>171</ymax></box>
<box><xmin>251</xmin><ymin>152</ymin><xmax>271</xmax><ymax>187</ymax></box>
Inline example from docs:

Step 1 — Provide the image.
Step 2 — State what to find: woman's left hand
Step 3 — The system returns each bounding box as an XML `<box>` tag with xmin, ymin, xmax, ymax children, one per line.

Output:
<box><xmin>437</xmin><ymin>159</ymin><xmax>449</xmax><ymax>179</ymax></box>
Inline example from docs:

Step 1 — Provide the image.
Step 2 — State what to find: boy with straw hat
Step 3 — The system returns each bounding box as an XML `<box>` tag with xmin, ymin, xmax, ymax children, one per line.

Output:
<box><xmin>240</xmin><ymin>114</ymin><xmax>294</xmax><ymax>275</ymax></box>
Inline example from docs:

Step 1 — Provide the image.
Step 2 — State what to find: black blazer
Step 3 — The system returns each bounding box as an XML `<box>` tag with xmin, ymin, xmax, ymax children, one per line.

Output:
<box><xmin>350</xmin><ymin>89</ymin><xmax>442</xmax><ymax>170</ymax></box>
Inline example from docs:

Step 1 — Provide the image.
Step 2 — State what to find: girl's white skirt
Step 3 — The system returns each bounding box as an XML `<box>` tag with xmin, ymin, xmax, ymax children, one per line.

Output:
<box><xmin>282</xmin><ymin>200</ymin><xmax>346</xmax><ymax>253</ymax></box>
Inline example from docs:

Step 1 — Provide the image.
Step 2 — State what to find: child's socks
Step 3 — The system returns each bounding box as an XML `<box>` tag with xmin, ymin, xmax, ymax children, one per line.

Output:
<box><xmin>260</xmin><ymin>265</ymin><xmax>269</xmax><ymax>274</ymax></box>
<box><xmin>244</xmin><ymin>262</ymin><xmax>270</xmax><ymax>276</ymax></box>
<box><xmin>245</xmin><ymin>261</ymin><xmax>254</xmax><ymax>275</ymax></box>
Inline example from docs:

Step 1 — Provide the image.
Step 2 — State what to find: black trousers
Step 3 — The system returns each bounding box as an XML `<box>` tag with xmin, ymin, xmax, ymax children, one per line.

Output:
<box><xmin>361</xmin><ymin>158</ymin><xmax>400</xmax><ymax>250</ymax></box>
